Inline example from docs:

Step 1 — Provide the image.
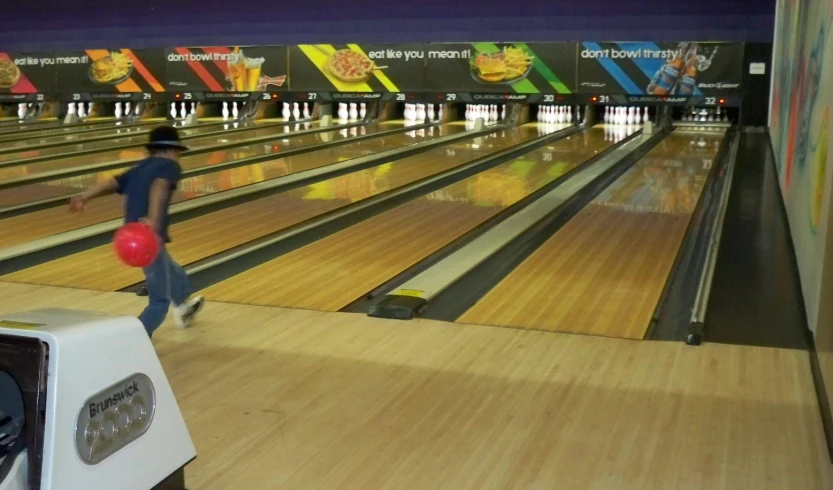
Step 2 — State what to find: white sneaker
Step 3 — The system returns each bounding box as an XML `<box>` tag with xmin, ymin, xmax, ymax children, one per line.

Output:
<box><xmin>173</xmin><ymin>296</ymin><xmax>204</xmax><ymax>329</ymax></box>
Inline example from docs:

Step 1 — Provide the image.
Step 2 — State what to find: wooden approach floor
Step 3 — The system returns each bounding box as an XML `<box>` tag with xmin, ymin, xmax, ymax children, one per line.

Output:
<box><xmin>0</xmin><ymin>281</ymin><xmax>830</xmax><ymax>489</ymax></box>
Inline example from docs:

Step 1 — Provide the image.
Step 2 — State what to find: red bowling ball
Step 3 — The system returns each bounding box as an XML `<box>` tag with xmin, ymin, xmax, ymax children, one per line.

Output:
<box><xmin>113</xmin><ymin>222</ymin><xmax>159</xmax><ymax>268</ymax></box>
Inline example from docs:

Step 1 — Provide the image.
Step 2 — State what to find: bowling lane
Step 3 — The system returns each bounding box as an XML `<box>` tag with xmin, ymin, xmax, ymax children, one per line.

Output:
<box><xmin>457</xmin><ymin>129</ymin><xmax>726</xmax><ymax>339</ymax></box>
<box><xmin>1</xmin><ymin>124</ymin><xmax>539</xmax><ymax>290</ymax></box>
<box><xmin>0</xmin><ymin>119</ymin><xmax>64</xmax><ymax>134</ymax></box>
<box><xmin>0</xmin><ymin>122</ymin><xmax>154</xmax><ymax>151</ymax></box>
<box><xmin>0</xmin><ymin>121</ymin><xmax>403</xmax><ymax>208</ymax></box>
<box><xmin>0</xmin><ymin>122</ymin><xmax>466</xmax><ymax>248</ymax></box>
<box><xmin>0</xmin><ymin>119</ymin><xmax>294</xmax><ymax>165</ymax></box>
<box><xmin>0</xmin><ymin>118</ymin><xmax>168</xmax><ymax>144</ymax></box>
<box><xmin>201</xmin><ymin>125</ymin><xmax>618</xmax><ymax>311</ymax></box>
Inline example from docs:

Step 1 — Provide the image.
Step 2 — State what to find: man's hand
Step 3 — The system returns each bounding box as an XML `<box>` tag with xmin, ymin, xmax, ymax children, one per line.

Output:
<box><xmin>69</xmin><ymin>195</ymin><xmax>85</xmax><ymax>213</ymax></box>
<box><xmin>68</xmin><ymin>178</ymin><xmax>119</xmax><ymax>214</ymax></box>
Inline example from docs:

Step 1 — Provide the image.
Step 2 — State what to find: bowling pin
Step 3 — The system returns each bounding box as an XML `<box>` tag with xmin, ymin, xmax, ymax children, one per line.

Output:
<box><xmin>500</xmin><ymin>104</ymin><xmax>506</xmax><ymax>121</ymax></box>
<box><xmin>125</xmin><ymin>102</ymin><xmax>131</xmax><ymax>116</ymax></box>
<box><xmin>68</xmin><ymin>102</ymin><xmax>76</xmax><ymax>115</ymax></box>
<box><xmin>180</xmin><ymin>103</ymin><xmax>187</xmax><ymax>119</ymax></box>
<box><xmin>77</xmin><ymin>103</ymin><xmax>86</xmax><ymax>118</ymax></box>
<box><xmin>292</xmin><ymin>102</ymin><xmax>301</xmax><ymax>120</ymax></box>
<box><xmin>116</xmin><ymin>102</ymin><xmax>123</xmax><ymax>119</ymax></box>
<box><xmin>438</xmin><ymin>105</ymin><xmax>444</xmax><ymax>121</ymax></box>
<box><xmin>603</xmin><ymin>106</ymin><xmax>610</xmax><ymax>123</ymax></box>
<box><xmin>349</xmin><ymin>102</ymin><xmax>358</xmax><ymax>120</ymax></box>
<box><xmin>416</xmin><ymin>103</ymin><xmax>425</xmax><ymax>122</ymax></box>
<box><xmin>359</xmin><ymin>102</ymin><xmax>366</xmax><ymax>119</ymax></box>
<box><xmin>566</xmin><ymin>106</ymin><xmax>572</xmax><ymax>123</ymax></box>
<box><xmin>642</xmin><ymin>107</ymin><xmax>649</xmax><ymax>123</ymax></box>
<box><xmin>222</xmin><ymin>102</ymin><xmax>229</xmax><ymax>120</ymax></box>
<box><xmin>191</xmin><ymin>102</ymin><xmax>196</xmax><ymax>115</ymax></box>
<box><xmin>170</xmin><ymin>102</ymin><xmax>177</xmax><ymax>119</ymax></box>
<box><xmin>281</xmin><ymin>102</ymin><xmax>291</xmax><ymax>120</ymax></box>
<box><xmin>626</xmin><ymin>107</ymin><xmax>633</xmax><ymax>125</ymax></box>
<box><xmin>232</xmin><ymin>102</ymin><xmax>239</xmax><ymax>119</ymax></box>
<box><xmin>17</xmin><ymin>103</ymin><xmax>27</xmax><ymax>120</ymax></box>
<box><xmin>303</xmin><ymin>102</ymin><xmax>311</xmax><ymax>119</ymax></box>
<box><xmin>338</xmin><ymin>103</ymin><xmax>348</xmax><ymax>120</ymax></box>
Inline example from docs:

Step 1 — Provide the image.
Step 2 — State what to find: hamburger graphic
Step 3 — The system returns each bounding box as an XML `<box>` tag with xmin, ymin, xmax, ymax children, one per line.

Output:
<box><xmin>469</xmin><ymin>46</ymin><xmax>534</xmax><ymax>85</ymax></box>
<box><xmin>0</xmin><ymin>59</ymin><xmax>21</xmax><ymax>89</ymax></box>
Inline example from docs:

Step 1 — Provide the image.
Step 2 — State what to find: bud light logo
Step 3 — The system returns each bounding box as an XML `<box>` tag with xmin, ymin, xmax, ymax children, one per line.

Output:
<box><xmin>75</xmin><ymin>373</ymin><xmax>156</xmax><ymax>465</ymax></box>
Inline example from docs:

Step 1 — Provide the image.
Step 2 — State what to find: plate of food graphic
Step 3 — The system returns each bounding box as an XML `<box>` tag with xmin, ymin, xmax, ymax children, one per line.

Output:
<box><xmin>89</xmin><ymin>52</ymin><xmax>134</xmax><ymax>85</ymax></box>
<box><xmin>469</xmin><ymin>46</ymin><xmax>534</xmax><ymax>85</ymax></box>
<box><xmin>0</xmin><ymin>59</ymin><xmax>21</xmax><ymax>89</ymax></box>
<box><xmin>325</xmin><ymin>49</ymin><xmax>382</xmax><ymax>84</ymax></box>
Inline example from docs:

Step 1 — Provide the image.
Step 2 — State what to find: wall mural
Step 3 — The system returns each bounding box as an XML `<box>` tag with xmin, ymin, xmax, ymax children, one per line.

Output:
<box><xmin>770</xmin><ymin>0</ymin><xmax>833</xmax><ymax>332</ymax></box>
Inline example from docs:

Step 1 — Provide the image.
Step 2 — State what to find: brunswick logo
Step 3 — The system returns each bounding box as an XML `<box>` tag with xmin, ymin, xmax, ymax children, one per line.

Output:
<box><xmin>87</xmin><ymin>380</ymin><xmax>140</xmax><ymax>418</ymax></box>
<box><xmin>75</xmin><ymin>373</ymin><xmax>156</xmax><ymax>465</ymax></box>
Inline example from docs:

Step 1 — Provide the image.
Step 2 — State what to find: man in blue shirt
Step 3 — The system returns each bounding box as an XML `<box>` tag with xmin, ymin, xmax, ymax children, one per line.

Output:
<box><xmin>70</xmin><ymin>126</ymin><xmax>204</xmax><ymax>337</ymax></box>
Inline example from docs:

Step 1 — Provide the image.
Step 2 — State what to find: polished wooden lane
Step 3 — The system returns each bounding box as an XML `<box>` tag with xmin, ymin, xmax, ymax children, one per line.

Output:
<box><xmin>458</xmin><ymin>129</ymin><xmax>726</xmax><ymax>339</ymax></box>
<box><xmin>0</xmin><ymin>120</ymin><xmax>155</xmax><ymax>151</ymax></box>
<box><xmin>0</xmin><ymin>122</ymin><xmax>452</xmax><ymax>248</ymax></box>
<box><xmin>0</xmin><ymin>119</ymin><xmax>341</xmax><ymax>187</ymax></box>
<box><xmin>203</xmin><ymin>125</ymin><xmax>620</xmax><ymax>311</ymax></box>
<box><xmin>1</xmin><ymin>125</ymin><xmax>525</xmax><ymax>290</ymax></box>
<box><xmin>0</xmin><ymin>281</ymin><xmax>829</xmax><ymax>489</ymax></box>
<box><xmin>0</xmin><ymin>119</ymin><xmax>296</xmax><ymax>166</ymax></box>
<box><xmin>0</xmin><ymin>118</ymin><xmax>63</xmax><ymax>135</ymax></box>
<box><xmin>0</xmin><ymin>122</ymin><xmax>404</xmax><ymax>209</ymax></box>
<box><xmin>0</xmin><ymin>118</ymin><xmax>169</xmax><ymax>145</ymax></box>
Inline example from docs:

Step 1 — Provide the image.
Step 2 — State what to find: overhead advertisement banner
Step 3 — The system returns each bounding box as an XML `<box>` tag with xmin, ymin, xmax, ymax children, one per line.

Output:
<box><xmin>165</xmin><ymin>46</ymin><xmax>288</xmax><ymax>96</ymax></box>
<box><xmin>0</xmin><ymin>51</ymin><xmax>56</xmax><ymax>100</ymax></box>
<box><xmin>53</xmin><ymin>49</ymin><xmax>167</xmax><ymax>100</ymax></box>
<box><xmin>577</xmin><ymin>42</ymin><xmax>744</xmax><ymax>96</ymax></box>
<box><xmin>289</xmin><ymin>44</ymin><xmax>426</xmax><ymax>93</ymax></box>
<box><xmin>425</xmin><ymin>42</ymin><xmax>577</xmax><ymax>96</ymax></box>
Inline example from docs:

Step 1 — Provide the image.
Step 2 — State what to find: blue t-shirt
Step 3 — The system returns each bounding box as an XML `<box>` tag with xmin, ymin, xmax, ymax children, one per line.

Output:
<box><xmin>115</xmin><ymin>156</ymin><xmax>182</xmax><ymax>242</ymax></box>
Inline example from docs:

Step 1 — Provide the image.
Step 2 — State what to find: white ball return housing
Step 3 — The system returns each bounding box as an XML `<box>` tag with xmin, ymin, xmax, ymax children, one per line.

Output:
<box><xmin>0</xmin><ymin>309</ymin><xmax>196</xmax><ymax>490</ymax></box>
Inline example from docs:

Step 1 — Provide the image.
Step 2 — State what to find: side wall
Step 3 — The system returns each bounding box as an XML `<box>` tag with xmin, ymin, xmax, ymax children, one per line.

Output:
<box><xmin>770</xmin><ymin>0</ymin><xmax>833</xmax><ymax>421</ymax></box>
<box><xmin>770</xmin><ymin>0</ymin><xmax>833</xmax><ymax>335</ymax></box>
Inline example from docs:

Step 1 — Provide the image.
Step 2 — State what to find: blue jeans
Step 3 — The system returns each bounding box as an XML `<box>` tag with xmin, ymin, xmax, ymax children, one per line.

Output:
<box><xmin>139</xmin><ymin>247</ymin><xmax>193</xmax><ymax>337</ymax></box>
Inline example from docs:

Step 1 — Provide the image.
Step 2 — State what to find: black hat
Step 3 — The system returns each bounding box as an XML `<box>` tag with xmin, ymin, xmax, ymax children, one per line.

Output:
<box><xmin>146</xmin><ymin>126</ymin><xmax>189</xmax><ymax>152</ymax></box>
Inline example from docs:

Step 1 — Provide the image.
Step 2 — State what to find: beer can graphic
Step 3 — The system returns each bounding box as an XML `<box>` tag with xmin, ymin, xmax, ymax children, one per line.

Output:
<box><xmin>647</xmin><ymin>42</ymin><xmax>689</xmax><ymax>95</ymax></box>
<box><xmin>676</xmin><ymin>44</ymin><xmax>700</xmax><ymax>95</ymax></box>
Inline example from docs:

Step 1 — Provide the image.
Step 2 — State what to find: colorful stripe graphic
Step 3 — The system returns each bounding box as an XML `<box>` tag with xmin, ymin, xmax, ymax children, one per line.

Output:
<box><xmin>122</xmin><ymin>49</ymin><xmax>164</xmax><ymax>92</ymax></box>
<box><xmin>516</xmin><ymin>42</ymin><xmax>571</xmax><ymax>94</ymax></box>
<box><xmin>173</xmin><ymin>47</ymin><xmax>225</xmax><ymax>92</ymax></box>
<box><xmin>581</xmin><ymin>42</ymin><xmax>641</xmax><ymax>94</ymax></box>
